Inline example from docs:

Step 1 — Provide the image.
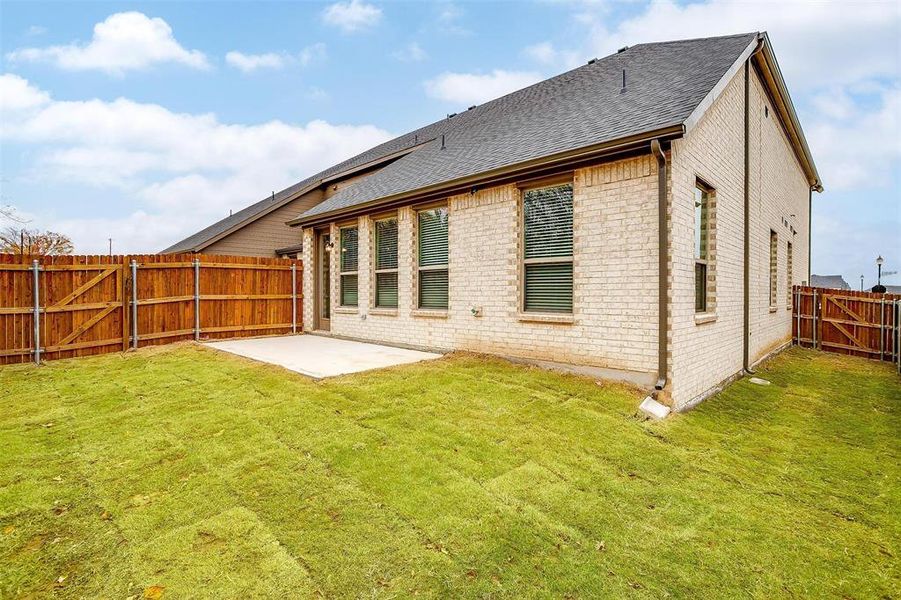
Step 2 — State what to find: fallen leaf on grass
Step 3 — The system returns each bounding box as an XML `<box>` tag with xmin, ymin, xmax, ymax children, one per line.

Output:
<box><xmin>100</xmin><ymin>510</ymin><xmax>112</xmax><ymax>521</ymax></box>
<box><xmin>144</xmin><ymin>585</ymin><xmax>165</xmax><ymax>599</ymax></box>
<box><xmin>2</xmin><ymin>525</ymin><xmax>14</xmax><ymax>535</ymax></box>
<box><xmin>595</xmin><ymin>540</ymin><xmax>606</xmax><ymax>552</ymax></box>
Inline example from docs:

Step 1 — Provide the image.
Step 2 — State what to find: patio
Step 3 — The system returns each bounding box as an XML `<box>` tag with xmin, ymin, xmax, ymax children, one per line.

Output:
<box><xmin>204</xmin><ymin>334</ymin><xmax>442</xmax><ymax>378</ymax></box>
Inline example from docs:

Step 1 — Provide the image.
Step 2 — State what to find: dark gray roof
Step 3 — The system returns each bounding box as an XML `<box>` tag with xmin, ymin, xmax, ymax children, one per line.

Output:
<box><xmin>810</xmin><ymin>274</ymin><xmax>851</xmax><ymax>290</ymax></box>
<box><xmin>165</xmin><ymin>32</ymin><xmax>758</xmax><ymax>251</ymax></box>
<box><xmin>299</xmin><ymin>32</ymin><xmax>758</xmax><ymax>221</ymax></box>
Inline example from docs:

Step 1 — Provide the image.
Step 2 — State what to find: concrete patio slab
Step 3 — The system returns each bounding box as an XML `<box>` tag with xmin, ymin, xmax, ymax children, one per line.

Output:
<box><xmin>204</xmin><ymin>334</ymin><xmax>442</xmax><ymax>378</ymax></box>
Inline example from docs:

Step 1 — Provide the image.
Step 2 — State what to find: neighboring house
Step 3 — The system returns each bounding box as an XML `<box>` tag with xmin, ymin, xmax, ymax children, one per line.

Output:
<box><xmin>885</xmin><ymin>285</ymin><xmax>901</xmax><ymax>294</ymax></box>
<box><xmin>810</xmin><ymin>274</ymin><xmax>851</xmax><ymax>290</ymax></box>
<box><xmin>169</xmin><ymin>32</ymin><xmax>822</xmax><ymax>410</ymax></box>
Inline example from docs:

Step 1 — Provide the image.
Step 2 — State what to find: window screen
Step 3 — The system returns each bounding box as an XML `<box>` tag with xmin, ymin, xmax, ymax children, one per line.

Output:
<box><xmin>523</xmin><ymin>184</ymin><xmax>573</xmax><ymax>313</ymax></box>
<box><xmin>375</xmin><ymin>218</ymin><xmax>398</xmax><ymax>308</ymax></box>
<box><xmin>418</xmin><ymin>208</ymin><xmax>448</xmax><ymax>309</ymax></box>
<box><xmin>340</xmin><ymin>226</ymin><xmax>358</xmax><ymax>307</ymax></box>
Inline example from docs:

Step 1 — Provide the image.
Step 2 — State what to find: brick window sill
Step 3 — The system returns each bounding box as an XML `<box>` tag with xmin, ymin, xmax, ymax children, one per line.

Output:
<box><xmin>518</xmin><ymin>312</ymin><xmax>574</xmax><ymax>325</ymax></box>
<box><xmin>369</xmin><ymin>308</ymin><xmax>398</xmax><ymax>317</ymax></box>
<box><xmin>334</xmin><ymin>307</ymin><xmax>358</xmax><ymax>315</ymax></box>
<box><xmin>412</xmin><ymin>309</ymin><xmax>448</xmax><ymax>319</ymax></box>
<box><xmin>694</xmin><ymin>312</ymin><xmax>717</xmax><ymax>325</ymax></box>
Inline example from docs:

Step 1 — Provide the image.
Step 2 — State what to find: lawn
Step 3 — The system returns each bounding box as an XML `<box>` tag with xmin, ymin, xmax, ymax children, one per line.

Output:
<box><xmin>1</xmin><ymin>344</ymin><xmax>898</xmax><ymax>598</ymax></box>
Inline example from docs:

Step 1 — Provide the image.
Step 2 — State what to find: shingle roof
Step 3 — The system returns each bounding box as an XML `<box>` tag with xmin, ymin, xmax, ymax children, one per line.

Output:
<box><xmin>164</xmin><ymin>32</ymin><xmax>759</xmax><ymax>251</ymax></box>
<box><xmin>810</xmin><ymin>275</ymin><xmax>851</xmax><ymax>290</ymax></box>
<box><xmin>298</xmin><ymin>32</ymin><xmax>758</xmax><ymax>222</ymax></box>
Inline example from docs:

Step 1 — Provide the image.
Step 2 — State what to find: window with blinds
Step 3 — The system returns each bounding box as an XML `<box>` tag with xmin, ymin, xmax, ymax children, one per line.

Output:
<box><xmin>375</xmin><ymin>217</ymin><xmax>398</xmax><ymax>308</ymax></box>
<box><xmin>523</xmin><ymin>183</ymin><xmax>573</xmax><ymax>313</ymax></box>
<box><xmin>694</xmin><ymin>183</ymin><xmax>711</xmax><ymax>313</ymax></box>
<box><xmin>340</xmin><ymin>225</ymin><xmax>358</xmax><ymax>307</ymax></box>
<box><xmin>417</xmin><ymin>207</ymin><xmax>448</xmax><ymax>309</ymax></box>
<box><xmin>769</xmin><ymin>230</ymin><xmax>778</xmax><ymax>307</ymax></box>
<box><xmin>786</xmin><ymin>241</ymin><xmax>793</xmax><ymax>308</ymax></box>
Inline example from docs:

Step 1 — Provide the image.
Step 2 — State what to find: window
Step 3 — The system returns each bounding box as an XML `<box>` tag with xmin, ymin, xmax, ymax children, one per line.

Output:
<box><xmin>786</xmin><ymin>241</ymin><xmax>793</xmax><ymax>308</ymax></box>
<box><xmin>523</xmin><ymin>183</ymin><xmax>573</xmax><ymax>313</ymax></box>
<box><xmin>694</xmin><ymin>184</ymin><xmax>711</xmax><ymax>313</ymax></box>
<box><xmin>374</xmin><ymin>217</ymin><xmax>398</xmax><ymax>308</ymax></box>
<box><xmin>769</xmin><ymin>230</ymin><xmax>778</xmax><ymax>308</ymax></box>
<box><xmin>417</xmin><ymin>207</ymin><xmax>448</xmax><ymax>309</ymax></box>
<box><xmin>340</xmin><ymin>225</ymin><xmax>358</xmax><ymax>307</ymax></box>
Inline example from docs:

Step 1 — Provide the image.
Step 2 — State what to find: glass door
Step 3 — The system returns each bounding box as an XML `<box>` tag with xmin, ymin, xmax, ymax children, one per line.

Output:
<box><xmin>318</xmin><ymin>232</ymin><xmax>331</xmax><ymax>330</ymax></box>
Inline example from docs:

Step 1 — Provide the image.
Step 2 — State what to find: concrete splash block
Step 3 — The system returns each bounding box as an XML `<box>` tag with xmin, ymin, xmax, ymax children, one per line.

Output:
<box><xmin>639</xmin><ymin>396</ymin><xmax>671</xmax><ymax>420</ymax></box>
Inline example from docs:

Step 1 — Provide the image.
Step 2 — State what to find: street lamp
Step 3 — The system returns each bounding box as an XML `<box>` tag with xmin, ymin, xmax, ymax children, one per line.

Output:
<box><xmin>871</xmin><ymin>256</ymin><xmax>886</xmax><ymax>293</ymax></box>
<box><xmin>860</xmin><ymin>275</ymin><xmax>864</xmax><ymax>291</ymax></box>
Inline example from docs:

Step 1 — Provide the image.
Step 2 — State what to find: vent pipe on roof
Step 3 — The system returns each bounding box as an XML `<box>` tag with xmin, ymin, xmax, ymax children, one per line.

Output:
<box><xmin>441</xmin><ymin>134</ymin><xmax>446</xmax><ymax>150</ymax></box>
<box><xmin>620</xmin><ymin>69</ymin><xmax>627</xmax><ymax>94</ymax></box>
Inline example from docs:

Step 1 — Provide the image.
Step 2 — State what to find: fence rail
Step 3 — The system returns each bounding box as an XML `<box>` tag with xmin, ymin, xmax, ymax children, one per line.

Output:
<box><xmin>793</xmin><ymin>285</ymin><xmax>900</xmax><ymax>373</ymax></box>
<box><xmin>0</xmin><ymin>253</ymin><xmax>302</xmax><ymax>365</ymax></box>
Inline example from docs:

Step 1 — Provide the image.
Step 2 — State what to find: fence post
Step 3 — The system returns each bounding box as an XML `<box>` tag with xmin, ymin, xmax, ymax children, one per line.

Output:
<box><xmin>812</xmin><ymin>289</ymin><xmax>818</xmax><ymax>350</ymax></box>
<box><xmin>194</xmin><ymin>258</ymin><xmax>201</xmax><ymax>341</ymax></box>
<box><xmin>32</xmin><ymin>259</ymin><xmax>41</xmax><ymax>365</ymax></box>
<box><xmin>291</xmin><ymin>262</ymin><xmax>297</xmax><ymax>334</ymax></box>
<box><xmin>131</xmin><ymin>260</ymin><xmax>138</xmax><ymax>349</ymax></box>
<box><xmin>793</xmin><ymin>287</ymin><xmax>799</xmax><ymax>346</ymax></box>
<box><xmin>879</xmin><ymin>298</ymin><xmax>885</xmax><ymax>361</ymax></box>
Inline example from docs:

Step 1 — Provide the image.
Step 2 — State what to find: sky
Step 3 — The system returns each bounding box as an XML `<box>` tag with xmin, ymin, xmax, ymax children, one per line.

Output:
<box><xmin>0</xmin><ymin>0</ymin><xmax>899</xmax><ymax>290</ymax></box>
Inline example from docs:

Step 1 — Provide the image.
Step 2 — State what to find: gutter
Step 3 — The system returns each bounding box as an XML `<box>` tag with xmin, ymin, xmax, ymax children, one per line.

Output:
<box><xmin>651</xmin><ymin>139</ymin><xmax>669</xmax><ymax>393</ymax></box>
<box><xmin>289</xmin><ymin>124</ymin><xmax>685</xmax><ymax>227</ymax></box>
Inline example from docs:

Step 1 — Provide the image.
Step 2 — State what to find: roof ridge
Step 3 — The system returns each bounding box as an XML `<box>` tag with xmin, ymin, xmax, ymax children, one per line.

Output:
<box><xmin>629</xmin><ymin>32</ymin><xmax>759</xmax><ymax>49</ymax></box>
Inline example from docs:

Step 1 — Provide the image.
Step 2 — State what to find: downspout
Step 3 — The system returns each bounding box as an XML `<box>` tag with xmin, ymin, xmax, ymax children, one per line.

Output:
<box><xmin>807</xmin><ymin>187</ymin><xmax>813</xmax><ymax>284</ymax></box>
<box><xmin>743</xmin><ymin>58</ymin><xmax>752</xmax><ymax>374</ymax></box>
<box><xmin>651</xmin><ymin>139</ymin><xmax>668</xmax><ymax>392</ymax></box>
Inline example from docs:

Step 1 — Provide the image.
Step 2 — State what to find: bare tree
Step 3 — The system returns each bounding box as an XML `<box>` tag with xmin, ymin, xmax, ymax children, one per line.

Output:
<box><xmin>0</xmin><ymin>227</ymin><xmax>74</xmax><ymax>255</ymax></box>
<box><xmin>0</xmin><ymin>205</ymin><xmax>28</xmax><ymax>224</ymax></box>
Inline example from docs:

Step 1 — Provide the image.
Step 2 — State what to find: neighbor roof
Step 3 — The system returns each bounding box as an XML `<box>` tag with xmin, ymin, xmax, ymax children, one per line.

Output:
<box><xmin>810</xmin><ymin>274</ymin><xmax>851</xmax><ymax>290</ymax></box>
<box><xmin>296</xmin><ymin>32</ymin><xmax>765</xmax><ymax>223</ymax></box>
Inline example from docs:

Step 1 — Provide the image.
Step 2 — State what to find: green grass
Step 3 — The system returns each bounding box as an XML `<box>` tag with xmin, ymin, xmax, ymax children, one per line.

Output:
<box><xmin>1</xmin><ymin>344</ymin><xmax>898</xmax><ymax>598</ymax></box>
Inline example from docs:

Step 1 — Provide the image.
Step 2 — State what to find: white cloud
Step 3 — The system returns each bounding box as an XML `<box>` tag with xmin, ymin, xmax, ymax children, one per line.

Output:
<box><xmin>322</xmin><ymin>0</ymin><xmax>382</xmax><ymax>33</ymax></box>
<box><xmin>424</xmin><ymin>69</ymin><xmax>542</xmax><ymax>105</ymax></box>
<box><xmin>806</xmin><ymin>86</ymin><xmax>901</xmax><ymax>190</ymax></box>
<box><xmin>0</xmin><ymin>75</ymin><xmax>392</xmax><ymax>253</ymax></box>
<box><xmin>298</xmin><ymin>42</ymin><xmax>327</xmax><ymax>66</ymax></box>
<box><xmin>5</xmin><ymin>12</ymin><xmax>209</xmax><ymax>74</ymax></box>
<box><xmin>435</xmin><ymin>2</ymin><xmax>470</xmax><ymax>36</ymax></box>
<box><xmin>306</xmin><ymin>86</ymin><xmax>330</xmax><ymax>102</ymax></box>
<box><xmin>226</xmin><ymin>43</ymin><xmax>326</xmax><ymax>73</ymax></box>
<box><xmin>392</xmin><ymin>42</ymin><xmax>427</xmax><ymax>62</ymax></box>
<box><xmin>25</xmin><ymin>25</ymin><xmax>47</xmax><ymax>37</ymax></box>
<box><xmin>226</xmin><ymin>51</ymin><xmax>287</xmax><ymax>73</ymax></box>
<box><xmin>0</xmin><ymin>74</ymin><xmax>50</xmax><ymax>112</ymax></box>
<box><xmin>523</xmin><ymin>41</ymin><xmax>580</xmax><ymax>70</ymax></box>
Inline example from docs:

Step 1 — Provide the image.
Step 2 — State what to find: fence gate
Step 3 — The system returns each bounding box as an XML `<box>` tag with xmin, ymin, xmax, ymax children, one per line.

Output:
<box><xmin>793</xmin><ymin>286</ymin><xmax>901</xmax><ymax>371</ymax></box>
<box><xmin>1</xmin><ymin>253</ymin><xmax>302</xmax><ymax>366</ymax></box>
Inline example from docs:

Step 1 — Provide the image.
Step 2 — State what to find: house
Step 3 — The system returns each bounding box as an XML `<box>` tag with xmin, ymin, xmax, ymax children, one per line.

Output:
<box><xmin>166</xmin><ymin>32</ymin><xmax>822</xmax><ymax>409</ymax></box>
<box><xmin>810</xmin><ymin>274</ymin><xmax>851</xmax><ymax>290</ymax></box>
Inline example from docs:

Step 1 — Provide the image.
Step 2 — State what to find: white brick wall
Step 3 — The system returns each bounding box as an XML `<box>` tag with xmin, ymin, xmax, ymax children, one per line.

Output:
<box><xmin>302</xmin><ymin>157</ymin><xmax>660</xmax><ymax>376</ymax></box>
<box><xmin>669</xmin><ymin>65</ymin><xmax>810</xmax><ymax>409</ymax></box>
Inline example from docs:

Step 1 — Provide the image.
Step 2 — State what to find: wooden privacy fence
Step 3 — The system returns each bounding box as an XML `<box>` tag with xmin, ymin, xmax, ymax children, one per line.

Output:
<box><xmin>793</xmin><ymin>285</ymin><xmax>901</xmax><ymax>372</ymax></box>
<box><xmin>0</xmin><ymin>253</ymin><xmax>301</xmax><ymax>365</ymax></box>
